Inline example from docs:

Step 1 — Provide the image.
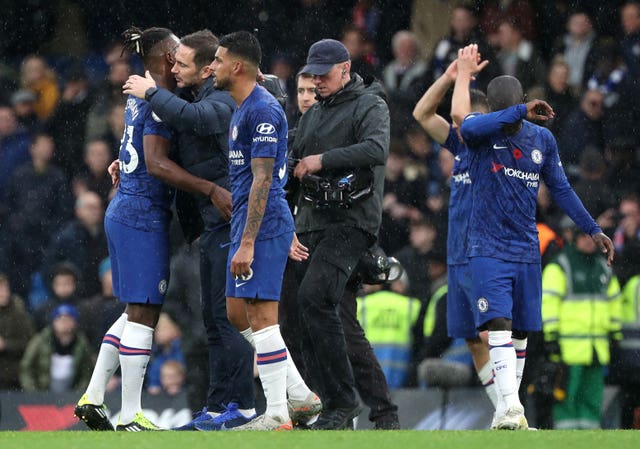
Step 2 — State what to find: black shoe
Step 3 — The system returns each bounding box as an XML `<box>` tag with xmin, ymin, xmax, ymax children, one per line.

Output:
<box><xmin>310</xmin><ymin>405</ymin><xmax>362</xmax><ymax>430</ymax></box>
<box><xmin>373</xmin><ymin>415</ymin><xmax>401</xmax><ymax>430</ymax></box>
<box><xmin>74</xmin><ymin>395</ymin><xmax>114</xmax><ymax>431</ymax></box>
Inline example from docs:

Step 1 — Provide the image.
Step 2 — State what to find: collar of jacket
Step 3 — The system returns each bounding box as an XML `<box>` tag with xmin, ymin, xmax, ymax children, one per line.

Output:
<box><xmin>316</xmin><ymin>73</ymin><xmax>363</xmax><ymax>106</ymax></box>
<box><xmin>194</xmin><ymin>76</ymin><xmax>215</xmax><ymax>101</ymax></box>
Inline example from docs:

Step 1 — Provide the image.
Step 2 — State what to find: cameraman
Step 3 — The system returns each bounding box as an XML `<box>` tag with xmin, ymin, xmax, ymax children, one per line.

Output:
<box><xmin>291</xmin><ymin>39</ymin><xmax>389</xmax><ymax>430</ymax></box>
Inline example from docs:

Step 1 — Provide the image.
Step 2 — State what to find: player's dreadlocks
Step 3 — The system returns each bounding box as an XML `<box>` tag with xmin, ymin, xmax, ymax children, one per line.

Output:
<box><xmin>122</xmin><ymin>26</ymin><xmax>174</xmax><ymax>64</ymax></box>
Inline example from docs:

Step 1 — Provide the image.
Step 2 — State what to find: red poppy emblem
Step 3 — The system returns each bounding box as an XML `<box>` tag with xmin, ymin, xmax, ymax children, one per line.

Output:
<box><xmin>513</xmin><ymin>148</ymin><xmax>523</xmax><ymax>159</ymax></box>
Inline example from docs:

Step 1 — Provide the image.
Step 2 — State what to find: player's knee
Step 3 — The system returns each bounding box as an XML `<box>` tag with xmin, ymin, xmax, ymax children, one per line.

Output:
<box><xmin>512</xmin><ymin>329</ymin><xmax>528</xmax><ymax>340</ymax></box>
<box><xmin>486</xmin><ymin>317</ymin><xmax>511</xmax><ymax>331</ymax></box>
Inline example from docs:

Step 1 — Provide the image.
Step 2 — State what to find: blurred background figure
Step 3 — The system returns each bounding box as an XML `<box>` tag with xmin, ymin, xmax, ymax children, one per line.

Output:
<box><xmin>19</xmin><ymin>303</ymin><xmax>94</xmax><ymax>393</ymax></box>
<box><xmin>146</xmin><ymin>313</ymin><xmax>184</xmax><ymax>396</ymax></box>
<box><xmin>158</xmin><ymin>360</ymin><xmax>187</xmax><ymax>396</ymax></box>
<box><xmin>0</xmin><ymin>273</ymin><xmax>35</xmax><ymax>390</ymax></box>
<box><xmin>19</xmin><ymin>54</ymin><xmax>59</xmax><ymax>121</ymax></box>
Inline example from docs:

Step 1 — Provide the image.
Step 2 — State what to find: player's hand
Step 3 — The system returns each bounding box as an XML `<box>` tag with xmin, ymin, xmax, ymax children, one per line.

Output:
<box><xmin>456</xmin><ymin>44</ymin><xmax>489</xmax><ymax>77</ymax></box>
<box><xmin>289</xmin><ymin>233</ymin><xmax>309</xmax><ymax>262</ymax></box>
<box><xmin>123</xmin><ymin>71</ymin><xmax>156</xmax><ymax>99</ymax></box>
<box><xmin>525</xmin><ymin>99</ymin><xmax>555</xmax><ymax>121</ymax></box>
<box><xmin>443</xmin><ymin>59</ymin><xmax>458</xmax><ymax>82</ymax></box>
<box><xmin>293</xmin><ymin>154</ymin><xmax>323</xmax><ymax>179</ymax></box>
<box><xmin>592</xmin><ymin>232</ymin><xmax>615</xmax><ymax>266</ymax></box>
<box><xmin>208</xmin><ymin>183</ymin><xmax>232</xmax><ymax>221</ymax></box>
<box><xmin>231</xmin><ymin>241</ymin><xmax>254</xmax><ymax>280</ymax></box>
<box><xmin>108</xmin><ymin>159</ymin><xmax>120</xmax><ymax>188</ymax></box>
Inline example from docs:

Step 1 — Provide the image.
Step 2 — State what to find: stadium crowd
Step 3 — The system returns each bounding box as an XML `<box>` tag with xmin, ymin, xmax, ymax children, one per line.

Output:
<box><xmin>1</xmin><ymin>0</ymin><xmax>640</xmax><ymax>429</ymax></box>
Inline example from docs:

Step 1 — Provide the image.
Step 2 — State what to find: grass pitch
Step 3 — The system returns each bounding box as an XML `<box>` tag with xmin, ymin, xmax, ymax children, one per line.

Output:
<box><xmin>0</xmin><ymin>430</ymin><xmax>639</xmax><ymax>449</ymax></box>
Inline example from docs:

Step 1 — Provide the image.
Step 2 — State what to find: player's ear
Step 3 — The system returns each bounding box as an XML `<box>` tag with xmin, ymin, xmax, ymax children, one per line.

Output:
<box><xmin>201</xmin><ymin>64</ymin><xmax>212</xmax><ymax>80</ymax></box>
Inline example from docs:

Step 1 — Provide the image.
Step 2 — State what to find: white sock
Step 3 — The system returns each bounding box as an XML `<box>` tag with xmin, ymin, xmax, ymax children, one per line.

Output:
<box><xmin>477</xmin><ymin>362</ymin><xmax>498</xmax><ymax>410</ymax></box>
<box><xmin>119</xmin><ymin>321</ymin><xmax>153</xmax><ymax>423</ymax></box>
<box><xmin>85</xmin><ymin>313</ymin><xmax>127</xmax><ymax>405</ymax></box>
<box><xmin>253</xmin><ymin>325</ymin><xmax>289</xmax><ymax>420</ymax></box>
<box><xmin>488</xmin><ymin>330</ymin><xmax>521</xmax><ymax>410</ymax></box>
<box><xmin>513</xmin><ymin>337</ymin><xmax>527</xmax><ymax>391</ymax></box>
<box><xmin>240</xmin><ymin>327</ymin><xmax>255</xmax><ymax>347</ymax></box>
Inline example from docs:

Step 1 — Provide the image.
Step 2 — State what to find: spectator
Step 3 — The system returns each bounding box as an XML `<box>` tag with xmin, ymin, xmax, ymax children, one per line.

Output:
<box><xmin>146</xmin><ymin>313</ymin><xmax>184</xmax><ymax>395</ymax></box>
<box><xmin>159</xmin><ymin>360</ymin><xmax>187</xmax><ymax>396</ymax></box>
<box><xmin>0</xmin><ymin>105</ymin><xmax>31</xmax><ymax>201</ymax></box>
<box><xmin>606</xmin><ymin>141</ymin><xmax>640</xmax><ymax>202</ymax></box>
<box><xmin>613</xmin><ymin>194</ymin><xmax>640</xmax><ymax>288</ymax></box>
<box><xmin>551</xmin><ymin>10</ymin><xmax>602</xmax><ymax>95</ymax></box>
<box><xmin>19</xmin><ymin>55</ymin><xmax>59</xmax><ymax>121</ymax></box>
<box><xmin>542</xmin><ymin>221</ymin><xmax>622</xmax><ymax>429</ymax></box>
<box><xmin>429</xmin><ymin>3</ymin><xmax>498</xmax><ymax>95</ymax></box>
<box><xmin>494</xmin><ymin>18</ymin><xmax>546</xmax><ymax>93</ymax></box>
<box><xmin>571</xmin><ymin>147</ymin><xmax>616</xmax><ymax>220</ymax></box>
<box><xmin>0</xmin><ymin>273</ymin><xmax>35</xmax><ymax>390</ymax></box>
<box><xmin>557</xmin><ymin>89</ymin><xmax>605</xmax><ymax>173</ymax></box>
<box><xmin>382</xmin><ymin>31</ymin><xmax>427</xmax><ymax>97</ymax></box>
<box><xmin>20</xmin><ymin>303</ymin><xmax>94</xmax><ymax>393</ymax></box>
<box><xmin>620</xmin><ymin>1</ymin><xmax>640</xmax><ymax>80</ymax></box>
<box><xmin>41</xmin><ymin>190</ymin><xmax>108</xmax><ymax>298</ymax></box>
<box><xmin>85</xmin><ymin>59</ymin><xmax>131</xmax><ymax>142</ymax></box>
<box><xmin>2</xmin><ymin>133</ymin><xmax>72</xmax><ymax>297</ymax></box>
<box><xmin>394</xmin><ymin>218</ymin><xmax>437</xmax><ymax>303</ymax></box>
<box><xmin>10</xmin><ymin>89</ymin><xmax>41</xmax><ymax>134</ymax></box>
<box><xmin>341</xmin><ymin>24</ymin><xmax>380</xmax><ymax>79</ymax></box>
<box><xmin>33</xmin><ymin>262</ymin><xmax>81</xmax><ymax>331</ymax></box>
<box><xmin>46</xmin><ymin>64</ymin><xmax>95</xmax><ymax>178</ymax></box>
<box><xmin>72</xmin><ymin>139</ymin><xmax>115</xmax><ymax>203</ymax></box>
<box><xmin>540</xmin><ymin>56</ymin><xmax>578</xmax><ymax>136</ymax></box>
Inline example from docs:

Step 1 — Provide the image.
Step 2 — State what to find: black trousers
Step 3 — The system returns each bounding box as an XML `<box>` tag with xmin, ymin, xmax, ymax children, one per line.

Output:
<box><xmin>289</xmin><ymin>225</ymin><xmax>389</xmax><ymax>413</ymax></box>
<box><xmin>200</xmin><ymin>227</ymin><xmax>255</xmax><ymax>411</ymax></box>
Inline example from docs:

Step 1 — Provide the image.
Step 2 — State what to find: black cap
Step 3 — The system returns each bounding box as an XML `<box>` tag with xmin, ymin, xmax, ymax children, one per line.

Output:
<box><xmin>299</xmin><ymin>39</ymin><xmax>349</xmax><ymax>76</ymax></box>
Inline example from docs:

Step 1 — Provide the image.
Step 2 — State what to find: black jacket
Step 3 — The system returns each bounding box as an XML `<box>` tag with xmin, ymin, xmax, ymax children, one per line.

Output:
<box><xmin>149</xmin><ymin>77</ymin><xmax>235</xmax><ymax>242</ymax></box>
<box><xmin>291</xmin><ymin>74</ymin><xmax>389</xmax><ymax>237</ymax></box>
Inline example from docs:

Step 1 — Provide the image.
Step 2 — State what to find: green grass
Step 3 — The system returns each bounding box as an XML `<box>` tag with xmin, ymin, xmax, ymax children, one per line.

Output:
<box><xmin>0</xmin><ymin>430</ymin><xmax>639</xmax><ymax>449</ymax></box>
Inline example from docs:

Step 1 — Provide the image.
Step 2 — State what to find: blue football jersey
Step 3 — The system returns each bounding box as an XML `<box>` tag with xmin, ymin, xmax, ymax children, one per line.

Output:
<box><xmin>460</xmin><ymin>104</ymin><xmax>600</xmax><ymax>263</ymax></box>
<box><xmin>443</xmin><ymin>125</ymin><xmax>472</xmax><ymax>266</ymax></box>
<box><xmin>228</xmin><ymin>84</ymin><xmax>294</xmax><ymax>243</ymax></box>
<box><xmin>106</xmin><ymin>96</ymin><xmax>174</xmax><ymax>232</ymax></box>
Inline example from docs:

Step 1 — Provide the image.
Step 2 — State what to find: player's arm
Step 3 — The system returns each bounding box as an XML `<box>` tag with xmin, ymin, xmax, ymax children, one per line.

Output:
<box><xmin>124</xmin><ymin>71</ymin><xmax>233</xmax><ymax>135</ymax></box>
<box><xmin>143</xmin><ymin>134</ymin><xmax>232</xmax><ymax>220</ymax></box>
<box><xmin>459</xmin><ymin>104</ymin><xmax>527</xmax><ymax>146</ymax></box>
<box><xmin>230</xmin><ymin>157</ymin><xmax>274</xmax><ymax>279</ymax></box>
<box><xmin>451</xmin><ymin>44</ymin><xmax>489</xmax><ymax>126</ymax></box>
<box><xmin>412</xmin><ymin>60</ymin><xmax>457</xmax><ymax>144</ymax></box>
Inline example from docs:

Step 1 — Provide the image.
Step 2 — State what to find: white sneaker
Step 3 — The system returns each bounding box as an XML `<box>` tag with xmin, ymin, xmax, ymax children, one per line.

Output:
<box><xmin>494</xmin><ymin>405</ymin><xmax>528</xmax><ymax>430</ymax></box>
<box><xmin>230</xmin><ymin>414</ymin><xmax>293</xmax><ymax>431</ymax></box>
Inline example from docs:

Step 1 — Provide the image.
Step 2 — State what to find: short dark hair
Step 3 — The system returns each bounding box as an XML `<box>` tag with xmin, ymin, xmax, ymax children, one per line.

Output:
<box><xmin>470</xmin><ymin>89</ymin><xmax>489</xmax><ymax>112</ymax></box>
<box><xmin>487</xmin><ymin>75</ymin><xmax>523</xmax><ymax>111</ymax></box>
<box><xmin>122</xmin><ymin>26</ymin><xmax>175</xmax><ymax>64</ymax></box>
<box><xmin>219</xmin><ymin>31</ymin><xmax>261</xmax><ymax>67</ymax></box>
<box><xmin>180</xmin><ymin>29</ymin><xmax>219</xmax><ymax>69</ymax></box>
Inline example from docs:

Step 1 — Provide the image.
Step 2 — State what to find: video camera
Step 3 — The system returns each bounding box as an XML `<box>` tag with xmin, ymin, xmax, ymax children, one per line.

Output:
<box><xmin>356</xmin><ymin>244</ymin><xmax>404</xmax><ymax>285</ymax></box>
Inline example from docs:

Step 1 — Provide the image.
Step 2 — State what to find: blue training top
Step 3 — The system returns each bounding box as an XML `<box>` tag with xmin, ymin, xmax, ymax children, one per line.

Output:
<box><xmin>228</xmin><ymin>84</ymin><xmax>294</xmax><ymax>243</ymax></box>
<box><xmin>460</xmin><ymin>104</ymin><xmax>600</xmax><ymax>263</ymax></box>
<box><xmin>106</xmin><ymin>96</ymin><xmax>174</xmax><ymax>232</ymax></box>
<box><xmin>443</xmin><ymin>125</ymin><xmax>472</xmax><ymax>266</ymax></box>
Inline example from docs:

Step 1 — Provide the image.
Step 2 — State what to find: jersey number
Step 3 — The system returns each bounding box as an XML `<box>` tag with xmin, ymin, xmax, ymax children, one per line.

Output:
<box><xmin>119</xmin><ymin>125</ymin><xmax>139</xmax><ymax>174</ymax></box>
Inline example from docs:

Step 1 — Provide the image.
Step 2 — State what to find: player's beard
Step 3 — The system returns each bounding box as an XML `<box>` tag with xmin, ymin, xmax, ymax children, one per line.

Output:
<box><xmin>214</xmin><ymin>74</ymin><xmax>230</xmax><ymax>91</ymax></box>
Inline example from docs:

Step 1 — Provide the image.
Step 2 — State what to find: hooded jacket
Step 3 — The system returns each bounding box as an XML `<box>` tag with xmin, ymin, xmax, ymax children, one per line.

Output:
<box><xmin>291</xmin><ymin>73</ymin><xmax>389</xmax><ymax>237</ymax></box>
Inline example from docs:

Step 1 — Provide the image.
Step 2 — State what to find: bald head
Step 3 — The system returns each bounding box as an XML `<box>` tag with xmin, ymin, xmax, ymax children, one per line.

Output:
<box><xmin>487</xmin><ymin>75</ymin><xmax>523</xmax><ymax>111</ymax></box>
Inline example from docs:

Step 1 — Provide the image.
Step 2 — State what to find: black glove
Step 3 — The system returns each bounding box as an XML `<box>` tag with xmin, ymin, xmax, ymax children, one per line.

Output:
<box><xmin>544</xmin><ymin>335</ymin><xmax>561</xmax><ymax>363</ymax></box>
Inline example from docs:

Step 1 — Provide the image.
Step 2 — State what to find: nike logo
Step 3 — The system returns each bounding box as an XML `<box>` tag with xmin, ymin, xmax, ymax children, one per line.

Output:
<box><xmin>493</xmin><ymin>144</ymin><xmax>508</xmax><ymax>149</ymax></box>
<box><xmin>454</xmin><ymin>155</ymin><xmax>461</xmax><ymax>161</ymax></box>
<box><xmin>235</xmin><ymin>281</ymin><xmax>248</xmax><ymax>288</ymax></box>
<box><xmin>491</xmin><ymin>162</ymin><xmax>505</xmax><ymax>173</ymax></box>
<box><xmin>278</xmin><ymin>163</ymin><xmax>286</xmax><ymax>180</ymax></box>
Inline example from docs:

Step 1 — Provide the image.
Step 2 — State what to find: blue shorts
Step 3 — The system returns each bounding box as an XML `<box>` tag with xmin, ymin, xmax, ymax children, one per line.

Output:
<box><xmin>225</xmin><ymin>231</ymin><xmax>292</xmax><ymax>301</ymax></box>
<box><xmin>447</xmin><ymin>263</ymin><xmax>478</xmax><ymax>339</ymax></box>
<box><xmin>105</xmin><ymin>216</ymin><xmax>170</xmax><ymax>305</ymax></box>
<box><xmin>470</xmin><ymin>256</ymin><xmax>541</xmax><ymax>331</ymax></box>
